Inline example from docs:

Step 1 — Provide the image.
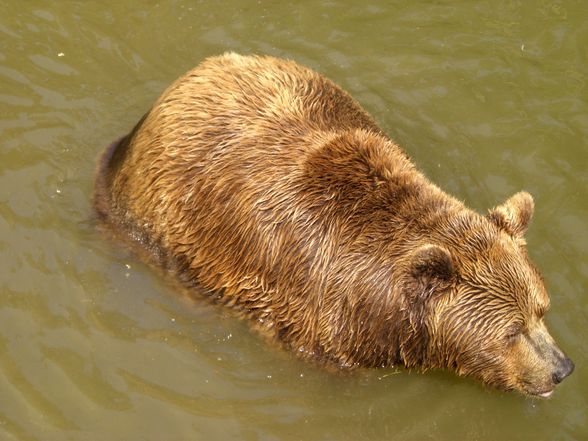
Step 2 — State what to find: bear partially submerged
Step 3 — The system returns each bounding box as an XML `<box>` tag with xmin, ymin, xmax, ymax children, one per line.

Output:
<box><xmin>95</xmin><ymin>53</ymin><xmax>573</xmax><ymax>397</ymax></box>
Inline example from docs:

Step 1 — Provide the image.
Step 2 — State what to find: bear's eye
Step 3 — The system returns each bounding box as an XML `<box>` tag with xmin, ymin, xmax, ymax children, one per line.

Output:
<box><xmin>505</xmin><ymin>325</ymin><xmax>523</xmax><ymax>342</ymax></box>
<box><xmin>506</xmin><ymin>332</ymin><xmax>519</xmax><ymax>341</ymax></box>
<box><xmin>537</xmin><ymin>305</ymin><xmax>549</xmax><ymax>319</ymax></box>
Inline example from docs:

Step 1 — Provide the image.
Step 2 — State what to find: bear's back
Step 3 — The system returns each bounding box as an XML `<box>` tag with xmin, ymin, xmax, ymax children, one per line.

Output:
<box><xmin>99</xmin><ymin>54</ymin><xmax>390</xmax><ymax>253</ymax></box>
<box><xmin>95</xmin><ymin>54</ymin><xmax>425</xmax><ymax>366</ymax></box>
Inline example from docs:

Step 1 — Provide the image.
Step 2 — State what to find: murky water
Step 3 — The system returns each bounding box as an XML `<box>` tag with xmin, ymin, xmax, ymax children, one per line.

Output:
<box><xmin>1</xmin><ymin>1</ymin><xmax>587</xmax><ymax>440</ymax></box>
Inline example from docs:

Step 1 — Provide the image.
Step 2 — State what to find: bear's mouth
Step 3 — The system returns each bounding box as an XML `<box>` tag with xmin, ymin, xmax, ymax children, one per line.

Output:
<box><xmin>516</xmin><ymin>381</ymin><xmax>555</xmax><ymax>398</ymax></box>
<box><xmin>517</xmin><ymin>379</ymin><xmax>555</xmax><ymax>398</ymax></box>
<box><xmin>528</xmin><ymin>388</ymin><xmax>554</xmax><ymax>398</ymax></box>
<box><xmin>536</xmin><ymin>389</ymin><xmax>554</xmax><ymax>398</ymax></box>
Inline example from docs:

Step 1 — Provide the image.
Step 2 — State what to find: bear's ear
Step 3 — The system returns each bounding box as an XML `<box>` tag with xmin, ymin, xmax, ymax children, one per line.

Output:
<box><xmin>409</xmin><ymin>244</ymin><xmax>455</xmax><ymax>286</ymax></box>
<box><xmin>487</xmin><ymin>191</ymin><xmax>534</xmax><ymax>238</ymax></box>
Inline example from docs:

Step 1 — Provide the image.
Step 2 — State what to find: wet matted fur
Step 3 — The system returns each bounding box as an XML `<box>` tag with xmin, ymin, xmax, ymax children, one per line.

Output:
<box><xmin>95</xmin><ymin>53</ymin><xmax>573</xmax><ymax>397</ymax></box>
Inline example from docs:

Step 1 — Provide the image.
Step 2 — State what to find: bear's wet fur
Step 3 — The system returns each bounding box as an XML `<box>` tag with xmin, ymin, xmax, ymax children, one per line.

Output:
<box><xmin>95</xmin><ymin>53</ymin><xmax>573</xmax><ymax>396</ymax></box>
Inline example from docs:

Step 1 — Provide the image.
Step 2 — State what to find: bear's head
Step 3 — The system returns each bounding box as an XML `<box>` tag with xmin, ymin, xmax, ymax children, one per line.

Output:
<box><xmin>401</xmin><ymin>191</ymin><xmax>574</xmax><ymax>397</ymax></box>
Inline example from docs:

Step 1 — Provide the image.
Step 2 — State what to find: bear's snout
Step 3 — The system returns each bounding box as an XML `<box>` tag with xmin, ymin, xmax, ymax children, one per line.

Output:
<box><xmin>515</xmin><ymin>323</ymin><xmax>574</xmax><ymax>396</ymax></box>
<box><xmin>552</xmin><ymin>356</ymin><xmax>574</xmax><ymax>384</ymax></box>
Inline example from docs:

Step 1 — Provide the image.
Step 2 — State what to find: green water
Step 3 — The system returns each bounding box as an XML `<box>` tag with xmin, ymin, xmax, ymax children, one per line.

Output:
<box><xmin>1</xmin><ymin>1</ymin><xmax>587</xmax><ymax>440</ymax></box>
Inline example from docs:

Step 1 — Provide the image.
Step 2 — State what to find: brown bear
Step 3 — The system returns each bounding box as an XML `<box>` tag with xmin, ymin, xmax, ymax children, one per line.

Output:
<box><xmin>95</xmin><ymin>53</ymin><xmax>574</xmax><ymax>397</ymax></box>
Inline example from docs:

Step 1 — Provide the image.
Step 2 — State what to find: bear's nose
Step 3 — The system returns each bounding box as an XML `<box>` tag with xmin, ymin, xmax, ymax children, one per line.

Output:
<box><xmin>552</xmin><ymin>357</ymin><xmax>574</xmax><ymax>384</ymax></box>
